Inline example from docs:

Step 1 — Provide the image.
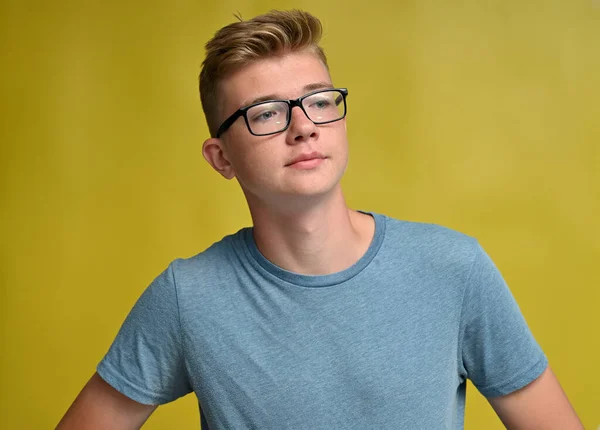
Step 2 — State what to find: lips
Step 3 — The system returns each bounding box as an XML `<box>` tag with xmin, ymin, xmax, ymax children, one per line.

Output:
<box><xmin>286</xmin><ymin>151</ymin><xmax>326</xmax><ymax>166</ymax></box>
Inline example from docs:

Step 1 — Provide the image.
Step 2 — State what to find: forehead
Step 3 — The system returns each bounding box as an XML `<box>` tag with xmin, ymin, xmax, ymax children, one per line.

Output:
<box><xmin>220</xmin><ymin>51</ymin><xmax>332</xmax><ymax>113</ymax></box>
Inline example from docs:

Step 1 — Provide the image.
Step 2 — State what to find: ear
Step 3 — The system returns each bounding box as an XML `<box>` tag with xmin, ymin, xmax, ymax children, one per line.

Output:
<box><xmin>202</xmin><ymin>137</ymin><xmax>236</xmax><ymax>179</ymax></box>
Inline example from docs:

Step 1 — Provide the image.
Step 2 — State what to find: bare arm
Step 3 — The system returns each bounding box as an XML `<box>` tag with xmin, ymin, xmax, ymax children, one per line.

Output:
<box><xmin>57</xmin><ymin>372</ymin><xmax>157</xmax><ymax>430</ymax></box>
<box><xmin>488</xmin><ymin>366</ymin><xmax>583</xmax><ymax>430</ymax></box>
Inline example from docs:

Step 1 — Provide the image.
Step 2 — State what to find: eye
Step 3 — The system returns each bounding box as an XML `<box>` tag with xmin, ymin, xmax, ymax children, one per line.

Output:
<box><xmin>250</xmin><ymin>109</ymin><xmax>278</xmax><ymax>123</ymax></box>
<box><xmin>311</xmin><ymin>99</ymin><xmax>332</xmax><ymax>109</ymax></box>
<box><xmin>248</xmin><ymin>102</ymin><xmax>287</xmax><ymax>124</ymax></box>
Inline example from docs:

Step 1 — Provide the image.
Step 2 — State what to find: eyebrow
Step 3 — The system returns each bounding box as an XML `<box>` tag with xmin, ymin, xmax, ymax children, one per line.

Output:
<box><xmin>243</xmin><ymin>82</ymin><xmax>334</xmax><ymax>107</ymax></box>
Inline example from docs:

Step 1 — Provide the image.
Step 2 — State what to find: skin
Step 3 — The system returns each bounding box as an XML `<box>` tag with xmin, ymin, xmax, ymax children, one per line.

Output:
<box><xmin>202</xmin><ymin>51</ymin><xmax>374</xmax><ymax>275</ymax></box>
<box><xmin>56</xmin><ymin>373</ymin><xmax>156</xmax><ymax>429</ymax></box>
<box><xmin>57</xmin><ymin>50</ymin><xmax>583</xmax><ymax>429</ymax></box>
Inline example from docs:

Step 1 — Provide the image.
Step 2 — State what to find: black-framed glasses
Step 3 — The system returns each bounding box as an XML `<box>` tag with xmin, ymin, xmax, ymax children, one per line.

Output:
<box><xmin>215</xmin><ymin>88</ymin><xmax>348</xmax><ymax>138</ymax></box>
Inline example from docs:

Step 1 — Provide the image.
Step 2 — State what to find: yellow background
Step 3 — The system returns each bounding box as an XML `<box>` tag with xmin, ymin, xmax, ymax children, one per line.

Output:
<box><xmin>1</xmin><ymin>0</ymin><xmax>598</xmax><ymax>428</ymax></box>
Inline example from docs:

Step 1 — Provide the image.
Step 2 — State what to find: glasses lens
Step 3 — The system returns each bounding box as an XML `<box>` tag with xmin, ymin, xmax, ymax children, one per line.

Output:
<box><xmin>302</xmin><ymin>90</ymin><xmax>346</xmax><ymax>124</ymax></box>
<box><xmin>246</xmin><ymin>101</ymin><xmax>289</xmax><ymax>135</ymax></box>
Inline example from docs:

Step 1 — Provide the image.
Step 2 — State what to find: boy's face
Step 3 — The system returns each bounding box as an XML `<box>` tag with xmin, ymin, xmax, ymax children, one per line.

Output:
<box><xmin>203</xmin><ymin>50</ymin><xmax>349</xmax><ymax>208</ymax></box>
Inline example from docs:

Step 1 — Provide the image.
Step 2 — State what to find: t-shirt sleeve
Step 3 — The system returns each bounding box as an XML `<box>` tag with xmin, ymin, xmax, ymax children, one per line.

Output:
<box><xmin>459</xmin><ymin>242</ymin><xmax>548</xmax><ymax>398</ymax></box>
<box><xmin>97</xmin><ymin>263</ymin><xmax>192</xmax><ymax>405</ymax></box>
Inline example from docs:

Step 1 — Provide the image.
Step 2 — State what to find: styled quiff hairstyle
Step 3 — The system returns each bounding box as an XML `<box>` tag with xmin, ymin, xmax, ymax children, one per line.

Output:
<box><xmin>199</xmin><ymin>10</ymin><xmax>328</xmax><ymax>137</ymax></box>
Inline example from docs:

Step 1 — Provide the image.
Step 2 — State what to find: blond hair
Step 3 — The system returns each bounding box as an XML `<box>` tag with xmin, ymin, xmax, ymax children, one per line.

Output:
<box><xmin>199</xmin><ymin>10</ymin><xmax>328</xmax><ymax>137</ymax></box>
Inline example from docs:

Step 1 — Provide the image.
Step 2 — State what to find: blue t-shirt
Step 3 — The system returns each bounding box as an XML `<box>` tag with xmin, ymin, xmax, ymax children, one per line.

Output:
<box><xmin>98</xmin><ymin>213</ymin><xmax>547</xmax><ymax>429</ymax></box>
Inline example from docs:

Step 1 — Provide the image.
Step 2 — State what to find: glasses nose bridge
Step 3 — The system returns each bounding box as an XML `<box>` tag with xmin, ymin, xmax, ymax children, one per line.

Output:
<box><xmin>288</xmin><ymin>99</ymin><xmax>311</xmax><ymax>122</ymax></box>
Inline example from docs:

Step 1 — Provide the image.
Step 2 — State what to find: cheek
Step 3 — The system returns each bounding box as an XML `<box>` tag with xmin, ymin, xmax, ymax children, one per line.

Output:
<box><xmin>230</xmin><ymin>145</ymin><xmax>278</xmax><ymax>184</ymax></box>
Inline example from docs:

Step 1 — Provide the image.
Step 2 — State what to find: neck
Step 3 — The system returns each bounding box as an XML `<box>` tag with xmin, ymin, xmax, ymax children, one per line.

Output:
<box><xmin>246</xmin><ymin>188</ymin><xmax>375</xmax><ymax>275</ymax></box>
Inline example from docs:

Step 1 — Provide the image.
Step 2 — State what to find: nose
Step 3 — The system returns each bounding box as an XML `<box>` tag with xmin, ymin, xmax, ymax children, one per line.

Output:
<box><xmin>286</xmin><ymin>105</ymin><xmax>318</xmax><ymax>144</ymax></box>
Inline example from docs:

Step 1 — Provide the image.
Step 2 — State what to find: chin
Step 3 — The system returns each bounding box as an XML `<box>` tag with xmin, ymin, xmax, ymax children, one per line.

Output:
<box><xmin>242</xmin><ymin>163</ymin><xmax>346</xmax><ymax>206</ymax></box>
<box><xmin>286</xmin><ymin>176</ymin><xmax>343</xmax><ymax>199</ymax></box>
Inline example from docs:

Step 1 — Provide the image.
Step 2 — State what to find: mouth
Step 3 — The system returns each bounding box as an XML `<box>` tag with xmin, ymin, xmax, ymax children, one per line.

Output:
<box><xmin>286</xmin><ymin>151</ymin><xmax>327</xmax><ymax>167</ymax></box>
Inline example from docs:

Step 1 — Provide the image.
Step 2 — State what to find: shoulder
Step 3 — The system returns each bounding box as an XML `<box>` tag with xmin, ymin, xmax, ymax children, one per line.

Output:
<box><xmin>378</xmin><ymin>214</ymin><xmax>480</xmax><ymax>271</ymax></box>
<box><xmin>166</xmin><ymin>228</ymin><xmax>248</xmax><ymax>288</ymax></box>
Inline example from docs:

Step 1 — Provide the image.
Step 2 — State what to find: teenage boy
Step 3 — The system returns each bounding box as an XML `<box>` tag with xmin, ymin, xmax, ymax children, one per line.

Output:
<box><xmin>58</xmin><ymin>10</ymin><xmax>582</xmax><ymax>429</ymax></box>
